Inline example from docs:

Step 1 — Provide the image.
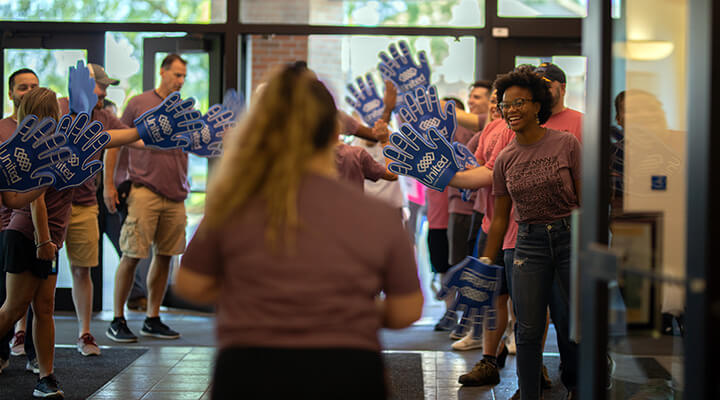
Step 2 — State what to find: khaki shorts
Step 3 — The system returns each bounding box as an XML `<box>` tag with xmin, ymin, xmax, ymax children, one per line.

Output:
<box><xmin>120</xmin><ymin>185</ymin><xmax>187</xmax><ymax>259</ymax></box>
<box><xmin>65</xmin><ymin>204</ymin><xmax>100</xmax><ymax>267</ymax></box>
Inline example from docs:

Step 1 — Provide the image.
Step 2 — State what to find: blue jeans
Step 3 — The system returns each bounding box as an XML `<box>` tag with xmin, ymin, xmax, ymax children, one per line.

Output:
<box><xmin>512</xmin><ymin>218</ymin><xmax>578</xmax><ymax>400</ymax></box>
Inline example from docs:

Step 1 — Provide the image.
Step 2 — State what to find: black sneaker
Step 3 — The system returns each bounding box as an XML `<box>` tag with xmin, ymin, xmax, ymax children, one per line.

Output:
<box><xmin>140</xmin><ymin>317</ymin><xmax>180</xmax><ymax>339</ymax></box>
<box><xmin>458</xmin><ymin>359</ymin><xmax>500</xmax><ymax>386</ymax></box>
<box><xmin>106</xmin><ymin>317</ymin><xmax>138</xmax><ymax>343</ymax></box>
<box><xmin>33</xmin><ymin>373</ymin><xmax>64</xmax><ymax>398</ymax></box>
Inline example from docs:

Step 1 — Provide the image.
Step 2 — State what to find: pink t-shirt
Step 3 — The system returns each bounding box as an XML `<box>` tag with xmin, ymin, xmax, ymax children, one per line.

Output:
<box><xmin>58</xmin><ymin>98</ymin><xmax>129</xmax><ymax>206</ymax></box>
<box><xmin>448</xmin><ymin>125</ymin><xmax>478</xmax><ymax>215</ymax></box>
<box><xmin>335</xmin><ymin>143</ymin><xmax>386</xmax><ymax>191</ymax></box>
<box><xmin>426</xmin><ymin>187</ymin><xmax>449</xmax><ymax>229</ymax></box>
<box><xmin>493</xmin><ymin>129</ymin><xmax>581</xmax><ymax>224</ymax></box>
<box><xmin>0</xmin><ymin>117</ymin><xmax>17</xmax><ymax>230</ymax></box>
<box><xmin>181</xmin><ymin>174</ymin><xmax>419</xmax><ymax>351</ymax></box>
<box><xmin>544</xmin><ymin>108</ymin><xmax>583</xmax><ymax>142</ymax></box>
<box><xmin>8</xmin><ymin>186</ymin><xmax>74</xmax><ymax>248</ymax></box>
<box><xmin>477</xmin><ymin>123</ymin><xmax>519</xmax><ymax>250</ymax></box>
<box><xmin>121</xmin><ymin>90</ymin><xmax>189</xmax><ymax>202</ymax></box>
<box><xmin>472</xmin><ymin>119</ymin><xmax>506</xmax><ymax>214</ymax></box>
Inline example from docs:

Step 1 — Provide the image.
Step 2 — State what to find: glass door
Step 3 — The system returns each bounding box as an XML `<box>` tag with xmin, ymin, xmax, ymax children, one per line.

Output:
<box><xmin>579</xmin><ymin>0</ymin><xmax>692</xmax><ymax>398</ymax></box>
<box><xmin>2</xmin><ymin>33</ymin><xmax>105</xmax><ymax>312</ymax></box>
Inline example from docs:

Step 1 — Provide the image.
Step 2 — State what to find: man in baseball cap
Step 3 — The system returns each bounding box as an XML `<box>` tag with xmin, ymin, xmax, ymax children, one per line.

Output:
<box><xmin>88</xmin><ymin>63</ymin><xmax>119</xmax><ymax>109</ymax></box>
<box><xmin>535</xmin><ymin>62</ymin><xmax>583</xmax><ymax>141</ymax></box>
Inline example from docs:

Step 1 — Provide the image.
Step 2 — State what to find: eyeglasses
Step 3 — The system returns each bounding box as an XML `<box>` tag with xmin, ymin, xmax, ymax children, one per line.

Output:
<box><xmin>497</xmin><ymin>98</ymin><xmax>533</xmax><ymax>112</ymax></box>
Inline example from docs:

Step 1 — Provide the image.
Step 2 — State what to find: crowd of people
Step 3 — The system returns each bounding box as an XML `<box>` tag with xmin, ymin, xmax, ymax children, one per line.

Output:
<box><xmin>0</xmin><ymin>42</ymin><xmax>586</xmax><ymax>400</ymax></box>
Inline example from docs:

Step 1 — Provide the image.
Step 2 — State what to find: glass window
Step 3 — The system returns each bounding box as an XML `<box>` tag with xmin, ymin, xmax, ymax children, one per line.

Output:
<box><xmin>514</xmin><ymin>55</ymin><xmax>587</xmax><ymax>113</ymax></box>
<box><xmin>3</xmin><ymin>49</ymin><xmax>86</xmax><ymax>118</ymax></box>
<box><xmin>248</xmin><ymin>35</ymin><xmax>477</xmax><ymax>122</ymax></box>
<box><xmin>0</xmin><ymin>0</ymin><xmax>226</xmax><ymax>23</ymax></box>
<box><xmin>498</xmin><ymin>0</ymin><xmax>587</xmax><ymax>18</ymax></box>
<box><xmin>241</xmin><ymin>0</ymin><xmax>485</xmax><ymax>28</ymax></box>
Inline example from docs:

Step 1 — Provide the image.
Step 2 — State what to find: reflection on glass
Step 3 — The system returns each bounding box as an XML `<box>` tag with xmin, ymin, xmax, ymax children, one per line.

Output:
<box><xmin>3</xmin><ymin>49</ymin><xmax>86</xmax><ymax>118</ymax></box>
<box><xmin>498</xmin><ymin>0</ymin><xmax>587</xmax><ymax>18</ymax></box>
<box><xmin>241</xmin><ymin>0</ymin><xmax>485</xmax><ymax>27</ymax></box>
<box><xmin>0</xmin><ymin>0</ymin><xmax>226</xmax><ymax>23</ymax></box>
<box><xmin>513</xmin><ymin>56</ymin><xmax>587</xmax><ymax>113</ymax></box>
<box><xmin>607</xmin><ymin>0</ymin><xmax>687</xmax><ymax>397</ymax></box>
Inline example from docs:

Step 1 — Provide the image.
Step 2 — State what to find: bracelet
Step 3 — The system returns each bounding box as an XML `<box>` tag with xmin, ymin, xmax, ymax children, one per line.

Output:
<box><xmin>478</xmin><ymin>257</ymin><xmax>493</xmax><ymax>265</ymax></box>
<box><xmin>36</xmin><ymin>239</ymin><xmax>53</xmax><ymax>249</ymax></box>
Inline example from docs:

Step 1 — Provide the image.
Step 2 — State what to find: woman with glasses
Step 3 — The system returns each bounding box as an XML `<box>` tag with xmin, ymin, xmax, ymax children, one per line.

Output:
<box><xmin>450</xmin><ymin>68</ymin><xmax>580</xmax><ymax>400</ymax></box>
<box><xmin>174</xmin><ymin>65</ymin><xmax>423</xmax><ymax>399</ymax></box>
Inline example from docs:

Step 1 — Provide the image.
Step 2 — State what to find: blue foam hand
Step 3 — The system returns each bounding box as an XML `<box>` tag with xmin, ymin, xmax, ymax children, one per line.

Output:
<box><xmin>436</xmin><ymin>256</ymin><xmax>503</xmax><ymax>339</ymax></box>
<box><xmin>68</xmin><ymin>60</ymin><xmax>98</xmax><ymax>116</ymax></box>
<box><xmin>222</xmin><ymin>88</ymin><xmax>245</xmax><ymax>117</ymax></box>
<box><xmin>50</xmin><ymin>113</ymin><xmax>111</xmax><ymax>191</ymax></box>
<box><xmin>0</xmin><ymin>116</ymin><xmax>72</xmax><ymax>192</ymax></box>
<box><xmin>134</xmin><ymin>92</ymin><xmax>203</xmax><ymax>150</ymax></box>
<box><xmin>185</xmin><ymin>104</ymin><xmax>234</xmax><ymax>158</ymax></box>
<box><xmin>398</xmin><ymin>85</ymin><xmax>457</xmax><ymax>143</ymax></box>
<box><xmin>452</xmin><ymin>142</ymin><xmax>479</xmax><ymax>202</ymax></box>
<box><xmin>345</xmin><ymin>74</ymin><xmax>385</xmax><ymax>127</ymax></box>
<box><xmin>377</xmin><ymin>40</ymin><xmax>431</xmax><ymax>95</ymax></box>
<box><xmin>382</xmin><ymin>124</ymin><xmax>461</xmax><ymax>191</ymax></box>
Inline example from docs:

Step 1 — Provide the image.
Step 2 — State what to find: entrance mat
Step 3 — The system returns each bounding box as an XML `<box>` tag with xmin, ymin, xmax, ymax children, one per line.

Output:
<box><xmin>0</xmin><ymin>347</ymin><xmax>147</xmax><ymax>400</ymax></box>
<box><xmin>384</xmin><ymin>352</ymin><xmax>424</xmax><ymax>400</ymax></box>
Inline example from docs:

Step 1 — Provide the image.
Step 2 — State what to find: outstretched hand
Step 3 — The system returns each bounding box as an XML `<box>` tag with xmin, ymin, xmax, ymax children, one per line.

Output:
<box><xmin>68</xmin><ymin>60</ymin><xmax>98</xmax><ymax>116</ymax></box>
<box><xmin>398</xmin><ymin>85</ymin><xmax>457</xmax><ymax>143</ymax></box>
<box><xmin>345</xmin><ymin>74</ymin><xmax>386</xmax><ymax>127</ymax></box>
<box><xmin>377</xmin><ymin>40</ymin><xmax>431</xmax><ymax>95</ymax></box>
<box><xmin>134</xmin><ymin>92</ymin><xmax>203</xmax><ymax>150</ymax></box>
<box><xmin>51</xmin><ymin>113</ymin><xmax>111</xmax><ymax>191</ymax></box>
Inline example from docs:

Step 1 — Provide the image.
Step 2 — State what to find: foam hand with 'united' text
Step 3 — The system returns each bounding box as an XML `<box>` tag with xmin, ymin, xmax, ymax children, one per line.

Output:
<box><xmin>345</xmin><ymin>74</ymin><xmax>386</xmax><ymax>127</ymax></box>
<box><xmin>134</xmin><ymin>92</ymin><xmax>202</xmax><ymax>150</ymax></box>
<box><xmin>453</xmin><ymin>142</ymin><xmax>479</xmax><ymax>202</ymax></box>
<box><xmin>436</xmin><ymin>257</ymin><xmax>503</xmax><ymax>340</ymax></box>
<box><xmin>398</xmin><ymin>85</ymin><xmax>456</xmax><ymax>143</ymax></box>
<box><xmin>377</xmin><ymin>40</ymin><xmax>431</xmax><ymax>96</ymax></box>
<box><xmin>0</xmin><ymin>116</ymin><xmax>72</xmax><ymax>192</ymax></box>
<box><xmin>51</xmin><ymin>113</ymin><xmax>110</xmax><ymax>191</ymax></box>
<box><xmin>185</xmin><ymin>104</ymin><xmax>234</xmax><ymax>158</ymax></box>
<box><xmin>382</xmin><ymin>124</ymin><xmax>462</xmax><ymax>192</ymax></box>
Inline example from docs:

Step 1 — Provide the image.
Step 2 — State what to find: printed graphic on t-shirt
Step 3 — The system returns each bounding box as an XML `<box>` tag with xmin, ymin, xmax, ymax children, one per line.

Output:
<box><xmin>505</xmin><ymin>156</ymin><xmax>567</xmax><ymax>220</ymax></box>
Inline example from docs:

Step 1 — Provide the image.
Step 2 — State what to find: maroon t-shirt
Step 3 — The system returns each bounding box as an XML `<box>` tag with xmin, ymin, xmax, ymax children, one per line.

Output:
<box><xmin>181</xmin><ymin>174</ymin><xmax>420</xmax><ymax>351</ymax></box>
<box><xmin>58</xmin><ymin>98</ymin><xmax>130</xmax><ymax>206</ymax></box>
<box><xmin>335</xmin><ymin>143</ymin><xmax>386</xmax><ymax>191</ymax></box>
<box><xmin>121</xmin><ymin>90</ymin><xmax>189</xmax><ymax>202</ymax></box>
<box><xmin>448</xmin><ymin>125</ymin><xmax>478</xmax><ymax>215</ymax></box>
<box><xmin>493</xmin><ymin>129</ymin><xmax>581</xmax><ymax>224</ymax></box>
<box><xmin>8</xmin><ymin>186</ymin><xmax>74</xmax><ymax>248</ymax></box>
<box><xmin>0</xmin><ymin>117</ymin><xmax>17</xmax><ymax>230</ymax></box>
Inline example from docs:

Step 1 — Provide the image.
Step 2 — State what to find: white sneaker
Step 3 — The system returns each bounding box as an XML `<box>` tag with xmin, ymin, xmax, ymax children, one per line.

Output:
<box><xmin>506</xmin><ymin>331</ymin><xmax>517</xmax><ymax>354</ymax></box>
<box><xmin>452</xmin><ymin>334</ymin><xmax>483</xmax><ymax>351</ymax></box>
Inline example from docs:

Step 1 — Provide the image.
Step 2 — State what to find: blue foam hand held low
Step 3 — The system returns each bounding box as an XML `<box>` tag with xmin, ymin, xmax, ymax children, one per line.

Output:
<box><xmin>186</xmin><ymin>104</ymin><xmax>234</xmax><ymax>158</ymax></box>
<box><xmin>398</xmin><ymin>85</ymin><xmax>457</xmax><ymax>143</ymax></box>
<box><xmin>68</xmin><ymin>60</ymin><xmax>98</xmax><ymax>116</ymax></box>
<box><xmin>437</xmin><ymin>256</ymin><xmax>503</xmax><ymax>340</ymax></box>
<box><xmin>377</xmin><ymin>40</ymin><xmax>431</xmax><ymax>95</ymax></box>
<box><xmin>452</xmin><ymin>142</ymin><xmax>479</xmax><ymax>202</ymax></box>
<box><xmin>345</xmin><ymin>74</ymin><xmax>385</xmax><ymax>127</ymax></box>
<box><xmin>134</xmin><ymin>92</ymin><xmax>203</xmax><ymax>150</ymax></box>
<box><xmin>51</xmin><ymin>113</ymin><xmax>111</xmax><ymax>191</ymax></box>
<box><xmin>382</xmin><ymin>124</ymin><xmax>461</xmax><ymax>191</ymax></box>
<box><xmin>0</xmin><ymin>116</ymin><xmax>72</xmax><ymax>192</ymax></box>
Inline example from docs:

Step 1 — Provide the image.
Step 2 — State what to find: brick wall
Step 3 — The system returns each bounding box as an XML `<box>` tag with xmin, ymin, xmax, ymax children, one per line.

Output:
<box><xmin>250</xmin><ymin>35</ymin><xmax>309</xmax><ymax>92</ymax></box>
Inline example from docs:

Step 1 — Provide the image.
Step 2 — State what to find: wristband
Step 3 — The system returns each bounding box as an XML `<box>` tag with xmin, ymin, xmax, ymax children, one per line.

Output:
<box><xmin>36</xmin><ymin>239</ymin><xmax>53</xmax><ymax>249</ymax></box>
<box><xmin>478</xmin><ymin>257</ymin><xmax>493</xmax><ymax>265</ymax></box>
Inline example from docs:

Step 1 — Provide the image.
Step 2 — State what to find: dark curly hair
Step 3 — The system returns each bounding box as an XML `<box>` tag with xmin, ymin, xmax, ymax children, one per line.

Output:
<box><xmin>494</xmin><ymin>68</ymin><xmax>553</xmax><ymax>125</ymax></box>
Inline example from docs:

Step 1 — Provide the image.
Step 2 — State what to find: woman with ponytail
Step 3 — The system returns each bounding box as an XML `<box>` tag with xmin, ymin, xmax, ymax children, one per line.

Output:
<box><xmin>176</xmin><ymin>64</ymin><xmax>423</xmax><ymax>400</ymax></box>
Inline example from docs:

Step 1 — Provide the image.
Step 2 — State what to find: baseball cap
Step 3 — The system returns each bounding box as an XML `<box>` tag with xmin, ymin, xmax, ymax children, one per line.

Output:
<box><xmin>536</xmin><ymin>62</ymin><xmax>566</xmax><ymax>84</ymax></box>
<box><xmin>88</xmin><ymin>63</ymin><xmax>120</xmax><ymax>86</ymax></box>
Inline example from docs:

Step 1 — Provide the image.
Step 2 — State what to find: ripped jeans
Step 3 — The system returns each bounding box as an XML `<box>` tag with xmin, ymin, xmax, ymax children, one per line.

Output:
<box><xmin>512</xmin><ymin>217</ymin><xmax>578</xmax><ymax>400</ymax></box>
